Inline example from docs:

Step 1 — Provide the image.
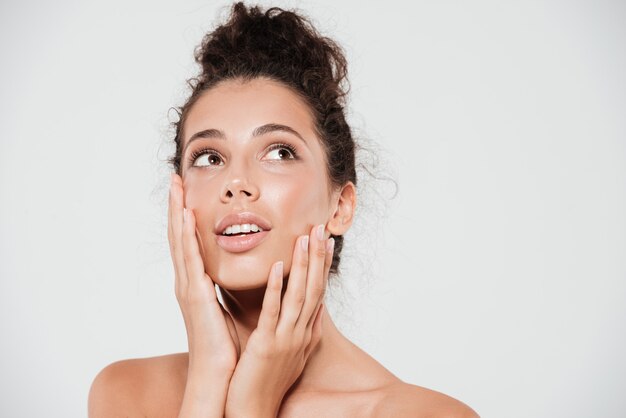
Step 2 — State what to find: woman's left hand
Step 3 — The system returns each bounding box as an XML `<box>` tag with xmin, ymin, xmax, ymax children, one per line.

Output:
<box><xmin>224</xmin><ymin>224</ymin><xmax>334</xmax><ymax>418</ymax></box>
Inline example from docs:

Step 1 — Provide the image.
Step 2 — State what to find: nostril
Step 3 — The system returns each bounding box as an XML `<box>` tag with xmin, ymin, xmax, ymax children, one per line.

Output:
<box><xmin>224</xmin><ymin>189</ymin><xmax>253</xmax><ymax>199</ymax></box>
<box><xmin>222</xmin><ymin>180</ymin><xmax>257</xmax><ymax>200</ymax></box>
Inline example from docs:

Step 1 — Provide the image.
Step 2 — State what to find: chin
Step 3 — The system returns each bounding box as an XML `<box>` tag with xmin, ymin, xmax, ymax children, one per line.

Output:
<box><xmin>212</xmin><ymin>272</ymin><xmax>267</xmax><ymax>291</ymax></box>
<box><xmin>201</xmin><ymin>232</ymin><xmax>298</xmax><ymax>291</ymax></box>
<box><xmin>209</xmin><ymin>257</ymin><xmax>292</xmax><ymax>291</ymax></box>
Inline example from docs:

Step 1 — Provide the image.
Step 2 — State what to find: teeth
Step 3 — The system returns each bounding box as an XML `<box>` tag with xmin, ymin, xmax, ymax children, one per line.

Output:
<box><xmin>223</xmin><ymin>223</ymin><xmax>263</xmax><ymax>235</ymax></box>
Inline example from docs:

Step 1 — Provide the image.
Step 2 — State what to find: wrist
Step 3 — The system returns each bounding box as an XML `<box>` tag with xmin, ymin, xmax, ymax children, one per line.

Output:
<box><xmin>185</xmin><ymin>369</ymin><xmax>232</xmax><ymax>396</ymax></box>
<box><xmin>179</xmin><ymin>373</ymin><xmax>233</xmax><ymax>418</ymax></box>
<box><xmin>188</xmin><ymin>352</ymin><xmax>236</xmax><ymax>376</ymax></box>
<box><xmin>225</xmin><ymin>396</ymin><xmax>280</xmax><ymax>418</ymax></box>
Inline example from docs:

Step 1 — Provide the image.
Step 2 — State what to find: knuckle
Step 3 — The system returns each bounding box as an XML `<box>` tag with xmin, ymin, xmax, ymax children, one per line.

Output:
<box><xmin>312</xmin><ymin>284</ymin><xmax>325</xmax><ymax>297</ymax></box>
<box><xmin>293</xmin><ymin>336</ymin><xmax>306</xmax><ymax>351</ymax></box>
<box><xmin>315</xmin><ymin>246</ymin><xmax>326</xmax><ymax>258</ymax></box>
<box><xmin>253</xmin><ymin>337</ymin><xmax>276</xmax><ymax>357</ymax></box>
<box><xmin>304</xmin><ymin>328</ymin><xmax>313</xmax><ymax>343</ymax></box>
<box><xmin>255</xmin><ymin>346</ymin><xmax>272</xmax><ymax>359</ymax></box>
<box><xmin>278</xmin><ymin>340</ymin><xmax>293</xmax><ymax>354</ymax></box>
<box><xmin>294</xmin><ymin>293</ymin><xmax>306</xmax><ymax>307</ymax></box>
<box><xmin>294</xmin><ymin>328</ymin><xmax>306</xmax><ymax>343</ymax></box>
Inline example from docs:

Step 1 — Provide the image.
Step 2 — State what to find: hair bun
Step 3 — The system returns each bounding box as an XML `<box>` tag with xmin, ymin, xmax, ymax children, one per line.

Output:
<box><xmin>193</xmin><ymin>2</ymin><xmax>349</xmax><ymax>105</ymax></box>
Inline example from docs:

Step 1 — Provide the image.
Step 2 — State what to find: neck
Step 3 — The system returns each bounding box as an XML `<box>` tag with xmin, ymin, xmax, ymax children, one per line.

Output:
<box><xmin>218</xmin><ymin>285</ymin><xmax>267</xmax><ymax>347</ymax></box>
<box><xmin>217</xmin><ymin>284</ymin><xmax>347</xmax><ymax>392</ymax></box>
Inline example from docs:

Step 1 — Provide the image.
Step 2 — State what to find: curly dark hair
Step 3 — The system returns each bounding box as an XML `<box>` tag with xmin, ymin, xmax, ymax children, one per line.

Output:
<box><xmin>169</xmin><ymin>2</ymin><xmax>356</xmax><ymax>275</ymax></box>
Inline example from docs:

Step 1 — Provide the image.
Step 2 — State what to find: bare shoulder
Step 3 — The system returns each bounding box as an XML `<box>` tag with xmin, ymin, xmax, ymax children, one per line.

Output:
<box><xmin>372</xmin><ymin>381</ymin><xmax>480</xmax><ymax>418</ymax></box>
<box><xmin>88</xmin><ymin>352</ymin><xmax>188</xmax><ymax>418</ymax></box>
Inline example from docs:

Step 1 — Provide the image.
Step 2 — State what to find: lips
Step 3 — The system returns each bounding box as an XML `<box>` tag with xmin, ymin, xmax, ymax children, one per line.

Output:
<box><xmin>216</xmin><ymin>230</ymin><xmax>270</xmax><ymax>253</ymax></box>
<box><xmin>214</xmin><ymin>211</ymin><xmax>272</xmax><ymax>235</ymax></box>
<box><xmin>214</xmin><ymin>211</ymin><xmax>272</xmax><ymax>253</ymax></box>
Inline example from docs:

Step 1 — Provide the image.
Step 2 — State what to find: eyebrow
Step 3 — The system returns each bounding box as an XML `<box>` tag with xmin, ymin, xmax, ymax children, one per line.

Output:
<box><xmin>182</xmin><ymin>123</ymin><xmax>307</xmax><ymax>156</ymax></box>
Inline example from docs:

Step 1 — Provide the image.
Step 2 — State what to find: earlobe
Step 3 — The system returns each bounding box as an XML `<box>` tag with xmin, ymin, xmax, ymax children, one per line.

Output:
<box><xmin>327</xmin><ymin>182</ymin><xmax>356</xmax><ymax>236</ymax></box>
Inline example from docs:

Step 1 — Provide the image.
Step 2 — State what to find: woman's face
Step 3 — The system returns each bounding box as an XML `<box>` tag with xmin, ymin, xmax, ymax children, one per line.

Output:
<box><xmin>181</xmin><ymin>77</ymin><xmax>336</xmax><ymax>290</ymax></box>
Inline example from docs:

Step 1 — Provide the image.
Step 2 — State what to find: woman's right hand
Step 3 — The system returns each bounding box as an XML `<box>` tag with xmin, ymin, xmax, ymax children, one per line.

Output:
<box><xmin>168</xmin><ymin>173</ymin><xmax>239</xmax><ymax>417</ymax></box>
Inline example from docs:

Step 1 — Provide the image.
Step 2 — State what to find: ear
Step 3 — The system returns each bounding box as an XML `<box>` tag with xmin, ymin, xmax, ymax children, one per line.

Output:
<box><xmin>327</xmin><ymin>182</ymin><xmax>356</xmax><ymax>236</ymax></box>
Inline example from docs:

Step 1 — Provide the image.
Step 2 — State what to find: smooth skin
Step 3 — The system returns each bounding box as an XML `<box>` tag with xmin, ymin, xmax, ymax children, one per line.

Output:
<box><xmin>173</xmin><ymin>179</ymin><xmax>329</xmax><ymax>418</ymax></box>
<box><xmin>88</xmin><ymin>78</ymin><xmax>479</xmax><ymax>418</ymax></box>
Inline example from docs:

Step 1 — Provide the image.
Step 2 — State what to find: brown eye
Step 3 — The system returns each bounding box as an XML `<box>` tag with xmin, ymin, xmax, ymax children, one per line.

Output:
<box><xmin>191</xmin><ymin>150</ymin><xmax>224</xmax><ymax>167</ymax></box>
<box><xmin>263</xmin><ymin>143</ymin><xmax>298</xmax><ymax>161</ymax></box>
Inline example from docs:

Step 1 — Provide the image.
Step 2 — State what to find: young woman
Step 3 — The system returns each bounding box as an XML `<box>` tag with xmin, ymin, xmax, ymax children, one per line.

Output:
<box><xmin>89</xmin><ymin>3</ymin><xmax>479</xmax><ymax>417</ymax></box>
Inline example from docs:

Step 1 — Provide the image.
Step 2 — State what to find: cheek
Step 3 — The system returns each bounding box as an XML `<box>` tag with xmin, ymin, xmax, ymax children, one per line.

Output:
<box><xmin>183</xmin><ymin>174</ymin><xmax>216</xmax><ymax>202</ymax></box>
<box><xmin>264</xmin><ymin>173</ymin><xmax>329</xmax><ymax>233</ymax></box>
<box><xmin>269</xmin><ymin>177</ymin><xmax>331</xmax><ymax>280</ymax></box>
<box><xmin>180</xmin><ymin>176</ymin><xmax>222</xmax><ymax>254</ymax></box>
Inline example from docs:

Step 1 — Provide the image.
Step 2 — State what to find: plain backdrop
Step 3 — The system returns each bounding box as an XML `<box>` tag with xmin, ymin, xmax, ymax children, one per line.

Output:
<box><xmin>1</xmin><ymin>1</ymin><xmax>625</xmax><ymax>417</ymax></box>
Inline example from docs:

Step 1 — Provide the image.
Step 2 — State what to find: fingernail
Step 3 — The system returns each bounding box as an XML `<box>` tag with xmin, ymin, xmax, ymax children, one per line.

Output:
<box><xmin>326</xmin><ymin>237</ymin><xmax>335</xmax><ymax>252</ymax></box>
<box><xmin>274</xmin><ymin>261</ymin><xmax>283</xmax><ymax>276</ymax></box>
<box><xmin>316</xmin><ymin>224</ymin><xmax>325</xmax><ymax>241</ymax></box>
<box><xmin>300</xmin><ymin>236</ymin><xmax>309</xmax><ymax>252</ymax></box>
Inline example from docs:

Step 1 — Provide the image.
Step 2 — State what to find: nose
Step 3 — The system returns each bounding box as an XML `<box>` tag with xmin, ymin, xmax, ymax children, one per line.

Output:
<box><xmin>220</xmin><ymin>171</ymin><xmax>260</xmax><ymax>203</ymax></box>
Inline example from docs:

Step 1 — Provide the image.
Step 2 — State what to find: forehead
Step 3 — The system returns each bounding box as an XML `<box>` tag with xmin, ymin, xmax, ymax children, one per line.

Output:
<box><xmin>183</xmin><ymin>77</ymin><xmax>317</xmax><ymax>145</ymax></box>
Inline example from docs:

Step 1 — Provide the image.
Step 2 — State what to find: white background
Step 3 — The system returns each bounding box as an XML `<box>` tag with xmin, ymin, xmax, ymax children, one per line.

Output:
<box><xmin>1</xmin><ymin>1</ymin><xmax>625</xmax><ymax>417</ymax></box>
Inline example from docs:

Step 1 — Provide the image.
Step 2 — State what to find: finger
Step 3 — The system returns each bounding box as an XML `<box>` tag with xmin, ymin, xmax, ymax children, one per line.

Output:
<box><xmin>304</xmin><ymin>303</ymin><xmax>324</xmax><ymax>359</ymax></box>
<box><xmin>303</xmin><ymin>301</ymin><xmax>322</xmax><ymax>343</ymax></box>
<box><xmin>305</xmin><ymin>237</ymin><xmax>333</xmax><ymax>330</ymax></box>
<box><xmin>276</xmin><ymin>234</ymin><xmax>310</xmax><ymax>331</ymax></box>
<box><xmin>257</xmin><ymin>261</ymin><xmax>284</xmax><ymax>333</ymax></box>
<box><xmin>169</xmin><ymin>173</ymin><xmax>189</xmax><ymax>294</ymax></box>
<box><xmin>296</xmin><ymin>224</ymin><xmax>329</xmax><ymax>328</ymax></box>
<box><xmin>182</xmin><ymin>207</ymin><xmax>217</xmax><ymax>299</ymax></box>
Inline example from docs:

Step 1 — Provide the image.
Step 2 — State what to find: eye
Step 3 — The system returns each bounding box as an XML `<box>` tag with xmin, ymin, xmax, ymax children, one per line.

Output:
<box><xmin>263</xmin><ymin>143</ymin><xmax>298</xmax><ymax>161</ymax></box>
<box><xmin>189</xmin><ymin>148</ymin><xmax>224</xmax><ymax>168</ymax></box>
